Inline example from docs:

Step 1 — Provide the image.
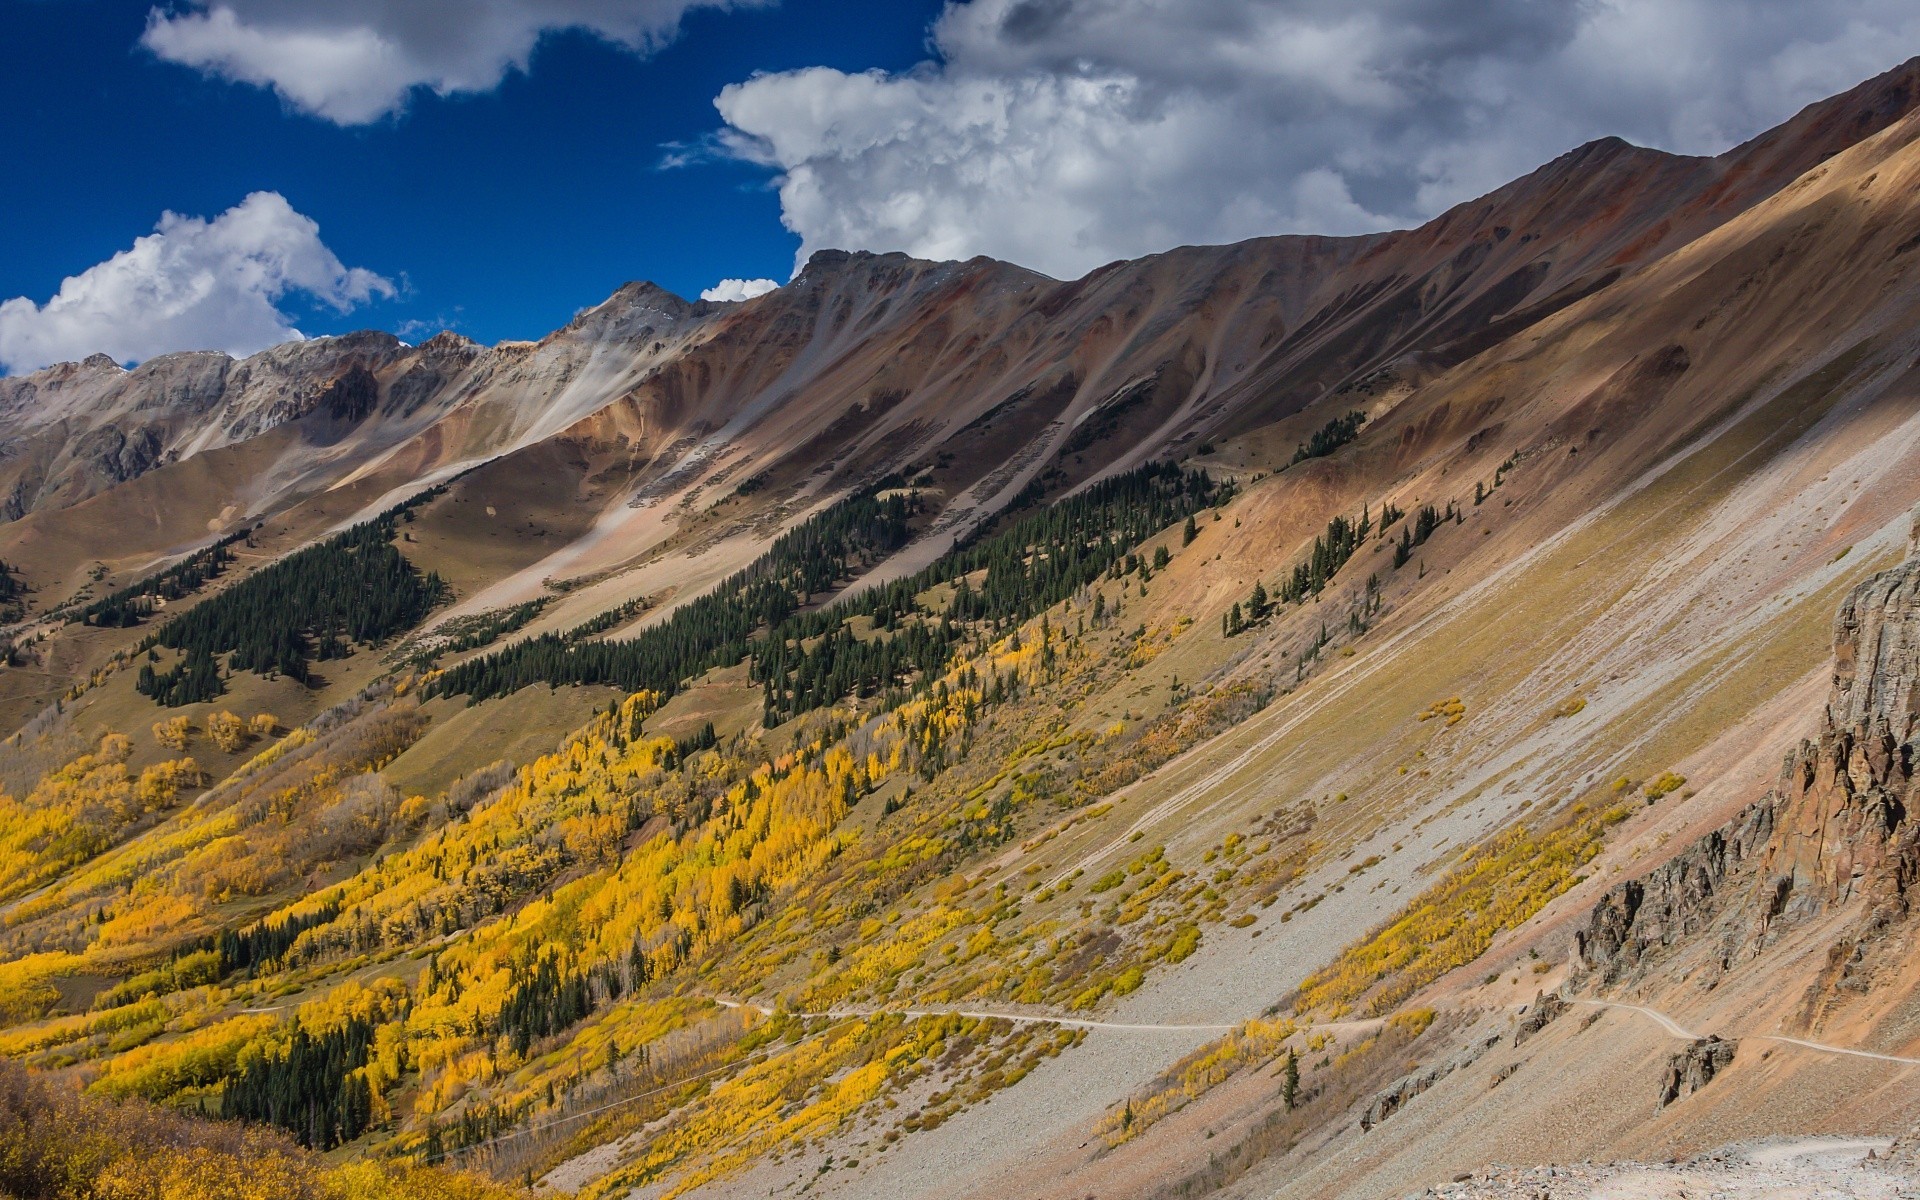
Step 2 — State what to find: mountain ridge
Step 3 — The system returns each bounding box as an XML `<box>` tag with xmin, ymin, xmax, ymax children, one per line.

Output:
<box><xmin>5</xmin><ymin>53</ymin><xmax>1920</xmax><ymax>1200</ymax></box>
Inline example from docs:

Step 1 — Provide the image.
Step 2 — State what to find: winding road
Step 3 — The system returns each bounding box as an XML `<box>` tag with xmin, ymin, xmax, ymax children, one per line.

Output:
<box><xmin>710</xmin><ymin>993</ymin><xmax>1920</xmax><ymax>1072</ymax></box>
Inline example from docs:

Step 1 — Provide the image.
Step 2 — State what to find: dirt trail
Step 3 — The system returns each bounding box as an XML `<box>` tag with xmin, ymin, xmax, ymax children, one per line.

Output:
<box><xmin>1427</xmin><ymin>1136</ymin><xmax>1906</xmax><ymax>1198</ymax></box>
<box><xmin>708</xmin><ymin>996</ymin><xmax>1238</xmax><ymax>1034</ymax></box>
<box><xmin>1574</xmin><ymin>998</ymin><xmax>1920</xmax><ymax>1065</ymax></box>
<box><xmin>711</xmin><ymin>991</ymin><xmax>1920</xmax><ymax>1069</ymax></box>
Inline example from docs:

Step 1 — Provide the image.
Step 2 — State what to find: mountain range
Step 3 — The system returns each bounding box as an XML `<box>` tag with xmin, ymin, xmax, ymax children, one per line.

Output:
<box><xmin>5</xmin><ymin>54</ymin><xmax>1920</xmax><ymax>1200</ymax></box>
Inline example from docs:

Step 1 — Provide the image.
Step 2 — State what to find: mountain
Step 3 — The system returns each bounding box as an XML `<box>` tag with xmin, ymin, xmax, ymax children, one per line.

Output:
<box><xmin>3</xmin><ymin>55</ymin><xmax>1920</xmax><ymax>1200</ymax></box>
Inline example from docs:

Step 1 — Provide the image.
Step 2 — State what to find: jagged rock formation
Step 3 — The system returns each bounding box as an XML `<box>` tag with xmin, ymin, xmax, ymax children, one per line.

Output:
<box><xmin>1574</xmin><ymin>802</ymin><xmax>1775</xmax><ymax>982</ymax></box>
<box><xmin>1510</xmin><ymin>991</ymin><xmax>1567</xmax><ymax>1048</ymax></box>
<box><xmin>1760</xmin><ymin>547</ymin><xmax>1920</xmax><ymax>926</ymax></box>
<box><xmin>1361</xmin><ymin>1063</ymin><xmax>1455</xmax><ymax>1134</ymax></box>
<box><xmin>1578</xmin><ymin>532</ymin><xmax>1920</xmax><ymax>988</ymax></box>
<box><xmin>5</xmin><ymin>57</ymin><xmax>1920</xmax><ymax>1200</ymax></box>
<box><xmin>1656</xmin><ymin>1036</ymin><xmax>1738</xmax><ymax>1108</ymax></box>
<box><xmin>1362</xmin><ymin>1004</ymin><xmax>1553</xmax><ymax>1131</ymax></box>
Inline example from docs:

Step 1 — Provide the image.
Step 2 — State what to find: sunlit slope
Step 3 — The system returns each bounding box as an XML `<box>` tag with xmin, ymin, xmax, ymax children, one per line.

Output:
<box><xmin>2</xmin><ymin>56</ymin><xmax>1920</xmax><ymax>1200</ymax></box>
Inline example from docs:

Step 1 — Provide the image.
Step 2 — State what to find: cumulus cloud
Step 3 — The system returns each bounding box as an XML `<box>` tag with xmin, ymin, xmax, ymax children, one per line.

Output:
<box><xmin>0</xmin><ymin>192</ymin><xmax>393</xmax><ymax>375</ymax></box>
<box><xmin>699</xmin><ymin>277</ymin><xmax>780</xmax><ymax>302</ymax></box>
<box><xmin>143</xmin><ymin>0</ymin><xmax>765</xmax><ymax>124</ymax></box>
<box><xmin>713</xmin><ymin>0</ymin><xmax>1920</xmax><ymax>279</ymax></box>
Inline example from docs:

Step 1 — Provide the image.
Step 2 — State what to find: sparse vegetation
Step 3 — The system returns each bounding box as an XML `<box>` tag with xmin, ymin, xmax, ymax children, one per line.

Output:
<box><xmin>1296</xmin><ymin>801</ymin><xmax>1631</xmax><ymax>1017</ymax></box>
<box><xmin>1289</xmin><ymin>411</ymin><xmax>1366</xmax><ymax>465</ymax></box>
<box><xmin>72</xmin><ymin>527</ymin><xmax>253</xmax><ymax>629</ymax></box>
<box><xmin>1391</xmin><ymin>503</ymin><xmax>1453</xmax><ymax>569</ymax></box>
<box><xmin>1643</xmin><ymin>770</ymin><xmax>1687</xmax><ymax>801</ymax></box>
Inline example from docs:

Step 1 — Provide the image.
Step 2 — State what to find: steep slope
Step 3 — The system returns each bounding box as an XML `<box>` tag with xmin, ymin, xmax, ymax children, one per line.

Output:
<box><xmin>8</xmin><ymin>58</ymin><xmax>1916</xmax><ymax>625</ymax></box>
<box><xmin>925</xmin><ymin>94</ymin><xmax>1920</xmax><ymax>1200</ymax></box>
<box><xmin>3</xmin><ymin>54</ymin><xmax>1920</xmax><ymax>1200</ymax></box>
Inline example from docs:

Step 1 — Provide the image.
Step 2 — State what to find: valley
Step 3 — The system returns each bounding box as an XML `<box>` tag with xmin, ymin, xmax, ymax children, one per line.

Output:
<box><xmin>5</xmin><ymin>55</ymin><xmax>1920</xmax><ymax>1200</ymax></box>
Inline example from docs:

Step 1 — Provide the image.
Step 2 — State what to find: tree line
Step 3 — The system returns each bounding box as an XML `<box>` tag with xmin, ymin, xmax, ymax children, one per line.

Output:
<box><xmin>432</xmin><ymin>463</ymin><xmax>1222</xmax><ymax>729</ymax></box>
<box><xmin>73</xmin><ymin>527</ymin><xmax>254</xmax><ymax>629</ymax></box>
<box><xmin>136</xmin><ymin>492</ymin><xmax>449</xmax><ymax>706</ymax></box>
<box><xmin>752</xmin><ymin>462</ymin><xmax>1221</xmax><ymax>723</ymax></box>
<box><xmin>1290</xmin><ymin>411</ymin><xmax>1366</xmax><ymax>465</ymax></box>
<box><xmin>429</xmin><ymin>488</ymin><xmax>923</xmax><ymax>705</ymax></box>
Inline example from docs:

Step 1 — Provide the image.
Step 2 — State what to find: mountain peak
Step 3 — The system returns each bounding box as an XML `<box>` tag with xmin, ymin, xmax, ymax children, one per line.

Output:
<box><xmin>606</xmin><ymin>280</ymin><xmax>690</xmax><ymax>308</ymax></box>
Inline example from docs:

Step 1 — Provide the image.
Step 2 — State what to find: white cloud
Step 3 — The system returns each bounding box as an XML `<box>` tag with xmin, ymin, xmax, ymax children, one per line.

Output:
<box><xmin>699</xmin><ymin>277</ymin><xmax>779</xmax><ymax>302</ymax></box>
<box><xmin>0</xmin><ymin>192</ymin><xmax>393</xmax><ymax>375</ymax></box>
<box><xmin>714</xmin><ymin>0</ymin><xmax>1920</xmax><ymax>280</ymax></box>
<box><xmin>143</xmin><ymin>0</ymin><xmax>765</xmax><ymax>124</ymax></box>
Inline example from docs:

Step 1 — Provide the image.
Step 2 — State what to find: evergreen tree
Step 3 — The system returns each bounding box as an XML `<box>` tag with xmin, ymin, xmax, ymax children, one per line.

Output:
<box><xmin>1289</xmin><ymin>411</ymin><xmax>1366</xmax><ymax>465</ymax></box>
<box><xmin>138</xmin><ymin>490</ymin><xmax>449</xmax><ymax>707</ymax></box>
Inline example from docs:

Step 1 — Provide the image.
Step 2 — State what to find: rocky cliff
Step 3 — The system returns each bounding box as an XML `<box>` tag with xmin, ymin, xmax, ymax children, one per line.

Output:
<box><xmin>1578</xmin><ymin>527</ymin><xmax>1920</xmax><ymax>1010</ymax></box>
<box><xmin>1763</xmin><ymin>542</ymin><xmax>1920</xmax><ymax>926</ymax></box>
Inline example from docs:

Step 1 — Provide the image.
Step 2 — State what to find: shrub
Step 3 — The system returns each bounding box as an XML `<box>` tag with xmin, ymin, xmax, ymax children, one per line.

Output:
<box><xmin>207</xmin><ymin>711</ymin><xmax>250</xmax><ymax>753</ymax></box>
<box><xmin>1643</xmin><ymin>771</ymin><xmax>1687</xmax><ymax>802</ymax></box>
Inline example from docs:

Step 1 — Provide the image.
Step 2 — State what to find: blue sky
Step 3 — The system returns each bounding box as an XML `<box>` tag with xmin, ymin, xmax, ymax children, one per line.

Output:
<box><xmin>2</xmin><ymin>0</ymin><xmax>1915</xmax><ymax>374</ymax></box>
<box><xmin>0</xmin><ymin>0</ymin><xmax>944</xmax><ymax>351</ymax></box>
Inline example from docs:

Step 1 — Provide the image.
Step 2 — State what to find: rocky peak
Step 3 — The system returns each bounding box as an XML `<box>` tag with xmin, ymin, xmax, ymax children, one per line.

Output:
<box><xmin>558</xmin><ymin>281</ymin><xmax>697</xmax><ymax>342</ymax></box>
<box><xmin>418</xmin><ymin>330</ymin><xmax>479</xmax><ymax>357</ymax></box>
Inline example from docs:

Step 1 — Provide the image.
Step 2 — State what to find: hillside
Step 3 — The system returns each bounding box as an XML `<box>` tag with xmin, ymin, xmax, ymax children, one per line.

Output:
<box><xmin>2</xmin><ymin>55</ymin><xmax>1920</xmax><ymax>1200</ymax></box>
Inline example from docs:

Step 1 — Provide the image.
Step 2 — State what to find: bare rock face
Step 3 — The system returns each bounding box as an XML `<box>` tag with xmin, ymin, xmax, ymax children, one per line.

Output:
<box><xmin>1578</xmin><ymin>536</ymin><xmax>1920</xmax><ymax>989</ymax></box>
<box><xmin>1361</xmin><ymin>1034</ymin><xmax>1501</xmax><ymax>1132</ymax></box>
<box><xmin>1759</xmin><ymin>549</ymin><xmax>1920</xmax><ymax>926</ymax></box>
<box><xmin>318</xmin><ymin>364</ymin><xmax>380</xmax><ymax>423</ymax></box>
<box><xmin>1657</xmin><ymin>1036</ymin><xmax>1737</xmax><ymax>1107</ymax></box>
<box><xmin>1574</xmin><ymin>802</ymin><xmax>1774</xmax><ymax>982</ymax></box>
<box><xmin>1363</xmin><ymin>1063</ymin><xmax>1457</xmax><ymax>1133</ymax></box>
<box><xmin>1511</xmin><ymin>991</ymin><xmax>1567</xmax><ymax>1048</ymax></box>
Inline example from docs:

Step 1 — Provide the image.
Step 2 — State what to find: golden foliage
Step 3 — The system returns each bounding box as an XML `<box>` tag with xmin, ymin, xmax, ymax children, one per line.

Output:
<box><xmin>1643</xmin><ymin>771</ymin><xmax>1687</xmax><ymax>801</ymax></box>
<box><xmin>1296</xmin><ymin>804</ymin><xmax>1630</xmax><ymax>1018</ymax></box>
<box><xmin>0</xmin><ymin>1058</ymin><xmax>525</xmax><ymax>1200</ymax></box>
<box><xmin>1096</xmin><ymin>1016</ymin><xmax>1297</xmax><ymax>1145</ymax></box>
<box><xmin>1416</xmin><ymin>696</ymin><xmax>1467</xmax><ymax>726</ymax></box>
<box><xmin>151</xmin><ymin>717</ymin><xmax>192</xmax><ymax>752</ymax></box>
<box><xmin>0</xmin><ymin>735</ymin><xmax>198</xmax><ymax>906</ymax></box>
<box><xmin>207</xmin><ymin>711</ymin><xmax>249</xmax><ymax>753</ymax></box>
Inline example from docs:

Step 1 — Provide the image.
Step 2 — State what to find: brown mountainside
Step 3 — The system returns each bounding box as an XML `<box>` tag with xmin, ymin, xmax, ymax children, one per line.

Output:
<box><xmin>5</xmin><ymin>52</ymin><xmax>1920</xmax><ymax>1200</ymax></box>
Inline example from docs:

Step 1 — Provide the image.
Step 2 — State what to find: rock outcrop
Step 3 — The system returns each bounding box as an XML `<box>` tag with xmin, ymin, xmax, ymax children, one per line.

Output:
<box><xmin>1361</xmin><ymin>1035</ymin><xmax>1501</xmax><ymax>1132</ymax></box>
<box><xmin>1755</xmin><ymin>550</ymin><xmax>1920</xmax><ymax>930</ymax></box>
<box><xmin>1656</xmin><ymin>1036</ymin><xmax>1737</xmax><ymax>1107</ymax></box>
<box><xmin>1575</xmin><ymin>802</ymin><xmax>1774</xmax><ymax>982</ymax></box>
<box><xmin>1511</xmin><ymin>991</ymin><xmax>1567</xmax><ymax>1048</ymax></box>
<box><xmin>1578</xmin><ymin>534</ymin><xmax>1920</xmax><ymax>988</ymax></box>
<box><xmin>1363</xmin><ymin>1063</ymin><xmax>1457</xmax><ymax>1133</ymax></box>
